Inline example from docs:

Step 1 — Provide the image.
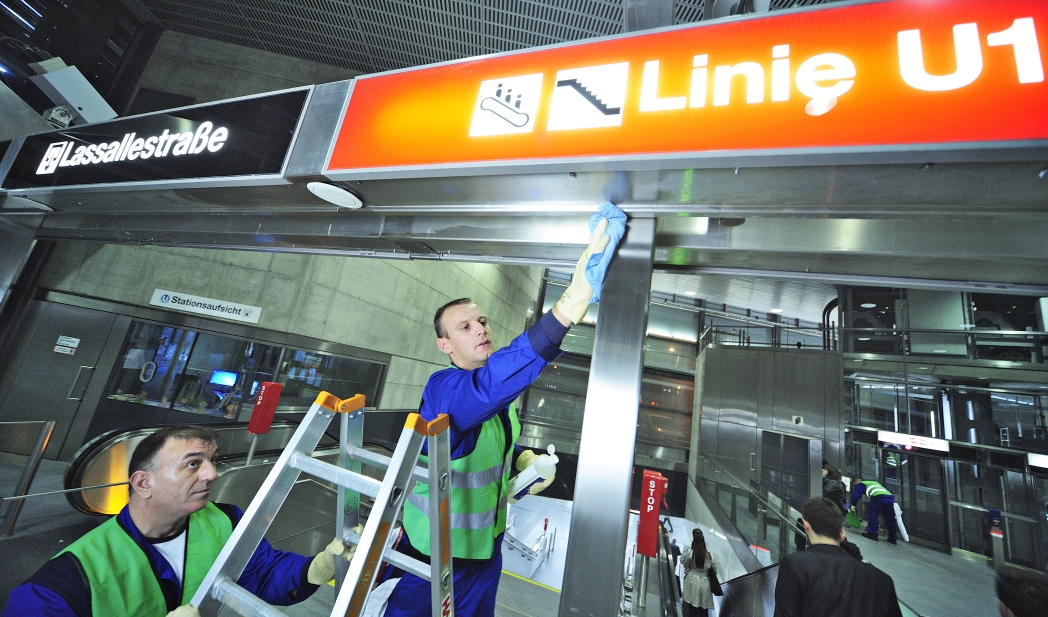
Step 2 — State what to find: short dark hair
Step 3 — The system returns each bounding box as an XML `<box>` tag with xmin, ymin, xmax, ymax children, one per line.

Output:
<box><xmin>997</xmin><ymin>565</ymin><xmax>1048</xmax><ymax>617</ymax></box>
<box><xmin>823</xmin><ymin>463</ymin><xmax>842</xmax><ymax>481</ymax></box>
<box><xmin>433</xmin><ymin>298</ymin><xmax>474</xmax><ymax>338</ymax></box>
<box><xmin>802</xmin><ymin>497</ymin><xmax>844</xmax><ymax>539</ymax></box>
<box><xmin>129</xmin><ymin>425</ymin><xmax>220</xmax><ymax>476</ymax></box>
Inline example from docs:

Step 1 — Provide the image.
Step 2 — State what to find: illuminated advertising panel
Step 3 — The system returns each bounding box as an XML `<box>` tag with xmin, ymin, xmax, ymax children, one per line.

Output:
<box><xmin>327</xmin><ymin>0</ymin><xmax>1048</xmax><ymax>178</ymax></box>
<box><xmin>878</xmin><ymin>430</ymin><xmax>950</xmax><ymax>456</ymax></box>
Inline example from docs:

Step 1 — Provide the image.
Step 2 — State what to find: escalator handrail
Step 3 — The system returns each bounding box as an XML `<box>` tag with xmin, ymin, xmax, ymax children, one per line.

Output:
<box><xmin>697</xmin><ymin>453</ymin><xmax>806</xmax><ymax>538</ymax></box>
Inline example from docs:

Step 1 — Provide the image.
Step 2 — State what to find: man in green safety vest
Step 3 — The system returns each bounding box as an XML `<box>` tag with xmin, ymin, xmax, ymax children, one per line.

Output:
<box><xmin>4</xmin><ymin>425</ymin><xmax>350</xmax><ymax>616</ymax></box>
<box><xmin>851</xmin><ymin>477</ymin><xmax>899</xmax><ymax>545</ymax></box>
<box><xmin>380</xmin><ymin>202</ymin><xmax>626</xmax><ymax>617</ymax></box>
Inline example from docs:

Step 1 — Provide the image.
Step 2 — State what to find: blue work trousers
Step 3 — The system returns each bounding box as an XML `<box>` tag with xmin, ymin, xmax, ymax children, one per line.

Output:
<box><xmin>866</xmin><ymin>495</ymin><xmax>898</xmax><ymax>542</ymax></box>
<box><xmin>384</xmin><ymin>553</ymin><xmax>503</xmax><ymax>617</ymax></box>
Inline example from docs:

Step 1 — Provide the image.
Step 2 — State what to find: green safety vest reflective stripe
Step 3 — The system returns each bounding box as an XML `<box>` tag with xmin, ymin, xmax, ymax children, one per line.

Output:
<box><xmin>59</xmin><ymin>502</ymin><xmax>233</xmax><ymax>615</ymax></box>
<box><xmin>402</xmin><ymin>403</ymin><xmax>520</xmax><ymax>560</ymax></box>
<box><xmin>864</xmin><ymin>481</ymin><xmax>892</xmax><ymax>498</ymax></box>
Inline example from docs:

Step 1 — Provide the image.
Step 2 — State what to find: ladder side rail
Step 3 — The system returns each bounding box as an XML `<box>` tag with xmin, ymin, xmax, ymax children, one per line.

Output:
<box><xmin>426</xmin><ymin>415</ymin><xmax>455</xmax><ymax>617</ymax></box>
<box><xmin>332</xmin><ymin>414</ymin><xmax>430</xmax><ymax>617</ymax></box>
<box><xmin>347</xmin><ymin>445</ymin><xmax>429</xmax><ymax>484</ymax></box>
<box><xmin>337</xmin><ymin>407</ymin><xmax>364</xmax><ymax>594</ymax></box>
<box><xmin>193</xmin><ymin>399</ymin><xmax>338</xmax><ymax>615</ymax></box>
<box><xmin>290</xmin><ymin>453</ymin><xmax>382</xmax><ymax>498</ymax></box>
<box><xmin>212</xmin><ymin>579</ymin><xmax>290</xmax><ymax>617</ymax></box>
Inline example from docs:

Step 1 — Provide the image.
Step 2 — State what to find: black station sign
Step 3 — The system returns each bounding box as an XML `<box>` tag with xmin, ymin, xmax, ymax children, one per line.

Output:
<box><xmin>1</xmin><ymin>89</ymin><xmax>308</xmax><ymax>190</ymax></box>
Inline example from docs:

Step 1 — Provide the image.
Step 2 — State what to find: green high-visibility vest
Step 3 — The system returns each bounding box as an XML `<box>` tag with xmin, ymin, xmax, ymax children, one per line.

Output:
<box><xmin>864</xmin><ymin>480</ymin><xmax>892</xmax><ymax>498</ymax></box>
<box><xmin>403</xmin><ymin>404</ymin><xmax>521</xmax><ymax>560</ymax></box>
<box><xmin>59</xmin><ymin>502</ymin><xmax>233</xmax><ymax>615</ymax></box>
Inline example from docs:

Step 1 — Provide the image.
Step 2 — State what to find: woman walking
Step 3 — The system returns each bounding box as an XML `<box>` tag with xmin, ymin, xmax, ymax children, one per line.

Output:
<box><xmin>681</xmin><ymin>528</ymin><xmax>717</xmax><ymax>617</ymax></box>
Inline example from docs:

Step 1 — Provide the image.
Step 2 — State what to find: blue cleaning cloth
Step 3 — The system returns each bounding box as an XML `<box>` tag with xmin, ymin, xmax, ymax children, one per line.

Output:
<box><xmin>586</xmin><ymin>201</ymin><xmax>627</xmax><ymax>304</ymax></box>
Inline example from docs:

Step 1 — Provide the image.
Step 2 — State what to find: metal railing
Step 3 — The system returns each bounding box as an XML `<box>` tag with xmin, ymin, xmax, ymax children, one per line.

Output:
<box><xmin>699</xmin><ymin>326</ymin><xmax>827</xmax><ymax>353</ymax></box>
<box><xmin>695</xmin><ymin>453</ymin><xmax>807</xmax><ymax>568</ymax></box>
<box><xmin>0</xmin><ymin>420</ymin><xmax>55</xmax><ymax>535</ymax></box>
<box><xmin>841</xmin><ymin>326</ymin><xmax>1048</xmax><ymax>364</ymax></box>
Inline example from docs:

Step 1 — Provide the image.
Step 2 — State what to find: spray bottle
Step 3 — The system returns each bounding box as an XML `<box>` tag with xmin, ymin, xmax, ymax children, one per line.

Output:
<box><xmin>509</xmin><ymin>444</ymin><xmax>559</xmax><ymax>501</ymax></box>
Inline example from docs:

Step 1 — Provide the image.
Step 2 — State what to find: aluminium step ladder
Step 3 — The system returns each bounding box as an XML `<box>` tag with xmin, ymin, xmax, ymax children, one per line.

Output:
<box><xmin>190</xmin><ymin>391</ymin><xmax>455</xmax><ymax>617</ymax></box>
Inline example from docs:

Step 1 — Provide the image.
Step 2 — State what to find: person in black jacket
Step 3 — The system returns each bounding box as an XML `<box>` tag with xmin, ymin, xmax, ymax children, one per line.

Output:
<box><xmin>822</xmin><ymin>464</ymin><xmax>848</xmax><ymax>514</ymax></box>
<box><xmin>774</xmin><ymin>497</ymin><xmax>902</xmax><ymax>617</ymax></box>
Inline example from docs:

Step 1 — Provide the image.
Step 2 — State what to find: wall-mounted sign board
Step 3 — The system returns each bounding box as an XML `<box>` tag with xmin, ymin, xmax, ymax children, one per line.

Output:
<box><xmin>1029</xmin><ymin>452</ymin><xmax>1048</xmax><ymax>472</ymax></box>
<box><xmin>149</xmin><ymin>289</ymin><xmax>262</xmax><ymax>324</ymax></box>
<box><xmin>878</xmin><ymin>430</ymin><xmax>950</xmax><ymax>457</ymax></box>
<box><xmin>2</xmin><ymin>89</ymin><xmax>309</xmax><ymax>191</ymax></box>
<box><xmin>327</xmin><ymin>0</ymin><xmax>1048</xmax><ymax>179</ymax></box>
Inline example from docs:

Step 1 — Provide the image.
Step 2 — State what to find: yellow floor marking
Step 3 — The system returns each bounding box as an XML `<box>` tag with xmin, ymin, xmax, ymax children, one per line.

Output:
<box><xmin>495</xmin><ymin>601</ymin><xmax>533</xmax><ymax>617</ymax></box>
<box><xmin>501</xmin><ymin>569</ymin><xmax>561</xmax><ymax>594</ymax></box>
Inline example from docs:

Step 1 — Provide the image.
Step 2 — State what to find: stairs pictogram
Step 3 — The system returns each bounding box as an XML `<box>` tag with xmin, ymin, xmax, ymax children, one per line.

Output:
<box><xmin>556</xmin><ymin>79</ymin><xmax>622</xmax><ymax>115</ymax></box>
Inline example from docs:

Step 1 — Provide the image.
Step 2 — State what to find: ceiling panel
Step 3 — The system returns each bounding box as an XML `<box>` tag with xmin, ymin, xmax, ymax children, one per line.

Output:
<box><xmin>138</xmin><ymin>0</ymin><xmax>845</xmax><ymax>75</ymax></box>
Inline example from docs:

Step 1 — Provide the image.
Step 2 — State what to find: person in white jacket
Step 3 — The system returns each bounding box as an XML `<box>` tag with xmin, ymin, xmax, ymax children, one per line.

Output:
<box><xmin>681</xmin><ymin>528</ymin><xmax>716</xmax><ymax>617</ymax></box>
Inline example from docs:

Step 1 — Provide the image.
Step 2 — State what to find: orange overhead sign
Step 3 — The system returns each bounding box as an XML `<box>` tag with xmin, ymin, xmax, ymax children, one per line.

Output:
<box><xmin>327</xmin><ymin>0</ymin><xmax>1048</xmax><ymax>177</ymax></box>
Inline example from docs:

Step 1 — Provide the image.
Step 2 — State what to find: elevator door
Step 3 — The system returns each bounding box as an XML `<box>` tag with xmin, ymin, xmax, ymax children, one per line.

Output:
<box><xmin>0</xmin><ymin>301</ymin><xmax>120</xmax><ymax>458</ymax></box>
<box><xmin>882</xmin><ymin>450</ymin><xmax>949</xmax><ymax>548</ymax></box>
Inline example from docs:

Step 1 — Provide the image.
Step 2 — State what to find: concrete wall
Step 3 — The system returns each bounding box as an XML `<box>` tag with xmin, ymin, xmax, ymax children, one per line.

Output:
<box><xmin>40</xmin><ymin>243</ymin><xmax>543</xmax><ymax>409</ymax></box>
<box><xmin>134</xmin><ymin>31</ymin><xmax>361</xmax><ymax>105</ymax></box>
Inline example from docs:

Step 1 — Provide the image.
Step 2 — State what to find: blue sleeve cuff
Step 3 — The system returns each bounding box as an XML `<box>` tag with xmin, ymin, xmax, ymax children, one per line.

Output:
<box><xmin>526</xmin><ymin>311</ymin><xmax>567</xmax><ymax>361</ymax></box>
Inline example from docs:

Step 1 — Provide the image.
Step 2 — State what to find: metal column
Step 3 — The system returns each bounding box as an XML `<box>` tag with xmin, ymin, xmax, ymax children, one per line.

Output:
<box><xmin>559</xmin><ymin>217</ymin><xmax>655</xmax><ymax>617</ymax></box>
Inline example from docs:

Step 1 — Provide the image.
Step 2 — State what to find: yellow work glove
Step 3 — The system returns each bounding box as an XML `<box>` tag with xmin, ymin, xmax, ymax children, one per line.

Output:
<box><xmin>515</xmin><ymin>450</ymin><xmax>555</xmax><ymax>495</ymax></box>
<box><xmin>555</xmin><ymin>217</ymin><xmax>611</xmax><ymax>324</ymax></box>
<box><xmin>166</xmin><ymin>606</ymin><xmax>200</xmax><ymax>617</ymax></box>
<box><xmin>307</xmin><ymin>527</ymin><xmax>361</xmax><ymax>585</ymax></box>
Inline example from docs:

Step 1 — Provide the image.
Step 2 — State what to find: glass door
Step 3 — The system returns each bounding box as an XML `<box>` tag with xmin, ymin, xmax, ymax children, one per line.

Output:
<box><xmin>882</xmin><ymin>450</ymin><xmax>949</xmax><ymax>548</ymax></box>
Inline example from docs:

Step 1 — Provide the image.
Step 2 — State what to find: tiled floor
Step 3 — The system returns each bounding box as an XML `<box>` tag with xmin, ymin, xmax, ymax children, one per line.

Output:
<box><xmin>844</xmin><ymin>528</ymin><xmax>997</xmax><ymax>617</ymax></box>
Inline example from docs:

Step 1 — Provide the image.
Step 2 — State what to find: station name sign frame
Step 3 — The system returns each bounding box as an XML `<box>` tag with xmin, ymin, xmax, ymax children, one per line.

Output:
<box><xmin>326</xmin><ymin>0</ymin><xmax>1048</xmax><ymax>179</ymax></box>
<box><xmin>2</xmin><ymin>88</ymin><xmax>310</xmax><ymax>191</ymax></box>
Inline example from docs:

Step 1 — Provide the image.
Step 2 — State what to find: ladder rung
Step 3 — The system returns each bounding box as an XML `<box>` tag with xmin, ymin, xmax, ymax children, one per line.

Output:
<box><xmin>344</xmin><ymin>528</ymin><xmax>431</xmax><ymax>581</ymax></box>
<box><xmin>347</xmin><ymin>445</ymin><xmax>429</xmax><ymax>484</ymax></box>
<box><xmin>290</xmin><ymin>453</ymin><xmax>382</xmax><ymax>498</ymax></box>
<box><xmin>213</xmin><ymin>578</ymin><xmax>289</xmax><ymax>617</ymax></box>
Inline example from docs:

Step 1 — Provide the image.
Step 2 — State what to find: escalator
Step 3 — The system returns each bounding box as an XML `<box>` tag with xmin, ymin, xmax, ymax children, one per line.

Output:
<box><xmin>62</xmin><ymin>411</ymin><xmax>411</xmax><ymax>557</ymax></box>
<box><xmin>669</xmin><ymin>453</ymin><xmax>925</xmax><ymax>617</ymax></box>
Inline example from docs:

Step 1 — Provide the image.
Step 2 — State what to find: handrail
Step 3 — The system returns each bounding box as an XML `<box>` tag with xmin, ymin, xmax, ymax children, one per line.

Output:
<box><xmin>657</xmin><ymin>523</ymin><xmax>682</xmax><ymax>617</ymax></box>
<box><xmin>842</xmin><ymin>326</ymin><xmax>1048</xmax><ymax>336</ymax></box>
<box><xmin>0</xmin><ymin>420</ymin><xmax>56</xmax><ymax>535</ymax></box>
<box><xmin>697</xmin><ymin>453</ymin><xmax>805</xmax><ymax>539</ymax></box>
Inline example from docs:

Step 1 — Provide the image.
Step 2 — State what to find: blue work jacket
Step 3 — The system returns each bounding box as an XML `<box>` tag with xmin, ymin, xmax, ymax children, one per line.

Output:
<box><xmin>2</xmin><ymin>503</ymin><xmax>317</xmax><ymax>617</ymax></box>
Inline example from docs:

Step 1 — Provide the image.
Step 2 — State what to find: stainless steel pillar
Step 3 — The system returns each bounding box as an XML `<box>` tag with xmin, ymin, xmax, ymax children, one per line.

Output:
<box><xmin>559</xmin><ymin>217</ymin><xmax>655</xmax><ymax>617</ymax></box>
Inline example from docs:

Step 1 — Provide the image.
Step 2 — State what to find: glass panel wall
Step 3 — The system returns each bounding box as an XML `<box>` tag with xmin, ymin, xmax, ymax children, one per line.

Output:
<box><xmin>948</xmin><ymin>461</ymin><xmax>1041</xmax><ymax>568</ymax></box>
<box><xmin>104</xmin><ymin>320</ymin><xmax>386</xmax><ymax>421</ymax></box>
<box><xmin>842</xmin><ymin>287</ymin><xmax>1048</xmax><ymax>365</ymax></box>
<box><xmin>522</xmin><ymin>353</ymin><xmax>693</xmax><ymax>451</ymax></box>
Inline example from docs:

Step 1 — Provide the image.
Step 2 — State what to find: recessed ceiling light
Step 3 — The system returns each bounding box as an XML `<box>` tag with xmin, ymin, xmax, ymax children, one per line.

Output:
<box><xmin>306</xmin><ymin>182</ymin><xmax>363</xmax><ymax>208</ymax></box>
<box><xmin>769</xmin><ymin>308</ymin><xmax>783</xmax><ymax>313</ymax></box>
<box><xmin>860</xmin><ymin>303</ymin><xmax>877</xmax><ymax>308</ymax></box>
<box><xmin>684</xmin><ymin>291</ymin><xmax>696</xmax><ymax>296</ymax></box>
<box><xmin>858</xmin><ymin>337</ymin><xmax>871</xmax><ymax>341</ymax></box>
